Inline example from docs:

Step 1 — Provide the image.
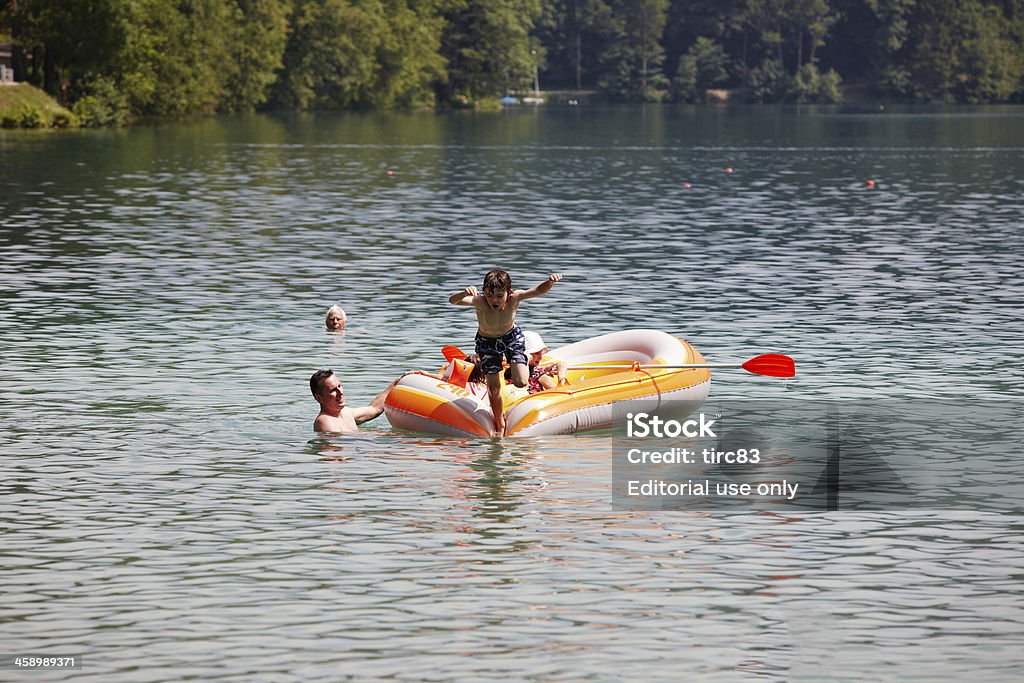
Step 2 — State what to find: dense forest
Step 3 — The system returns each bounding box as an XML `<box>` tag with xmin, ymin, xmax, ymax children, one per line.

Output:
<box><xmin>2</xmin><ymin>0</ymin><xmax>1023</xmax><ymax>124</ymax></box>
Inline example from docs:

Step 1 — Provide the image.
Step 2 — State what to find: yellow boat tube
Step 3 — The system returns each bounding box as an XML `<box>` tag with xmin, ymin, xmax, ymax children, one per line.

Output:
<box><xmin>384</xmin><ymin>329</ymin><xmax>711</xmax><ymax>437</ymax></box>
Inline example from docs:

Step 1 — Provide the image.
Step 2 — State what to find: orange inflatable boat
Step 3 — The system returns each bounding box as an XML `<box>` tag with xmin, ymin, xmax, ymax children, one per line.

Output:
<box><xmin>384</xmin><ymin>329</ymin><xmax>712</xmax><ymax>437</ymax></box>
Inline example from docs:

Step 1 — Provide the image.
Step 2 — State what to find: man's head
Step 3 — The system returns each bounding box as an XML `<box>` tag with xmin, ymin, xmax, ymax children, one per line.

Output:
<box><xmin>325</xmin><ymin>305</ymin><xmax>346</xmax><ymax>330</ymax></box>
<box><xmin>483</xmin><ymin>269</ymin><xmax>512</xmax><ymax>309</ymax></box>
<box><xmin>310</xmin><ymin>369</ymin><xmax>344</xmax><ymax>413</ymax></box>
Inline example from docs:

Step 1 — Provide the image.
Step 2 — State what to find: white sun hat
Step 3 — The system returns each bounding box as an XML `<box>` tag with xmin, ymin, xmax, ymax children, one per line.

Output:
<box><xmin>523</xmin><ymin>330</ymin><xmax>547</xmax><ymax>355</ymax></box>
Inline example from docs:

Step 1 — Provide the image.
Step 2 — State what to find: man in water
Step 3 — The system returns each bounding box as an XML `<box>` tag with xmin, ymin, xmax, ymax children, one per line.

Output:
<box><xmin>310</xmin><ymin>369</ymin><xmax>399</xmax><ymax>433</ymax></box>
<box><xmin>325</xmin><ymin>305</ymin><xmax>346</xmax><ymax>331</ymax></box>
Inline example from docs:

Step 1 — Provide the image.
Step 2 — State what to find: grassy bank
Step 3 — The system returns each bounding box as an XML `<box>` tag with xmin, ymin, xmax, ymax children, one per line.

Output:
<box><xmin>0</xmin><ymin>83</ymin><xmax>78</xmax><ymax>128</ymax></box>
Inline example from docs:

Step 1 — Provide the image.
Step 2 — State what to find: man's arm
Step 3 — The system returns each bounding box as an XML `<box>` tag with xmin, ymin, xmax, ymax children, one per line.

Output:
<box><xmin>449</xmin><ymin>285</ymin><xmax>478</xmax><ymax>306</ymax></box>
<box><xmin>516</xmin><ymin>273</ymin><xmax>563</xmax><ymax>301</ymax></box>
<box><xmin>351</xmin><ymin>375</ymin><xmax>406</xmax><ymax>424</ymax></box>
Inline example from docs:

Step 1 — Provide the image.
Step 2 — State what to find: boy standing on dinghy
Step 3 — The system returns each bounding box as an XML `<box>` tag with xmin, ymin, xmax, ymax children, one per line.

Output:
<box><xmin>448</xmin><ymin>269</ymin><xmax>563</xmax><ymax>436</ymax></box>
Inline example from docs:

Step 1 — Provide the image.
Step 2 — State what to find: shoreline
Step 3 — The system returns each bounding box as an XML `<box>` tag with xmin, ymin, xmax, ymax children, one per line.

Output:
<box><xmin>3</xmin><ymin>81</ymin><xmax>1021</xmax><ymax>130</ymax></box>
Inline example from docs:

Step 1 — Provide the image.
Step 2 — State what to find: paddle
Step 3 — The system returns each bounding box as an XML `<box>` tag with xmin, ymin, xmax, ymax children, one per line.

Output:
<box><xmin>442</xmin><ymin>345</ymin><xmax>467</xmax><ymax>362</ymax></box>
<box><xmin>567</xmin><ymin>353</ymin><xmax>796</xmax><ymax>378</ymax></box>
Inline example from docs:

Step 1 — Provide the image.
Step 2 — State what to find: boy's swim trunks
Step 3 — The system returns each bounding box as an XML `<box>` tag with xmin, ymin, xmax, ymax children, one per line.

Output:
<box><xmin>475</xmin><ymin>324</ymin><xmax>527</xmax><ymax>375</ymax></box>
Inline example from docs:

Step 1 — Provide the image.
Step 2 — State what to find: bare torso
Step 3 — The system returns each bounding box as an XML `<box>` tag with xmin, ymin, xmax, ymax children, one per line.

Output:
<box><xmin>313</xmin><ymin>407</ymin><xmax>361</xmax><ymax>433</ymax></box>
<box><xmin>474</xmin><ymin>292</ymin><xmax>522</xmax><ymax>337</ymax></box>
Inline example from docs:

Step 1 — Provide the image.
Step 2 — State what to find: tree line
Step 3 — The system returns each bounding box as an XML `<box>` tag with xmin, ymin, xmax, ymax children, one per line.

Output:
<box><xmin>2</xmin><ymin>0</ymin><xmax>1022</xmax><ymax>124</ymax></box>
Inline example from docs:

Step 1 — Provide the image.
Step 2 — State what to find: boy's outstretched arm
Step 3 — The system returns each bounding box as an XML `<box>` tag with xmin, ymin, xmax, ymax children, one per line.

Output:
<box><xmin>449</xmin><ymin>285</ymin><xmax>478</xmax><ymax>306</ymax></box>
<box><xmin>518</xmin><ymin>273</ymin><xmax>563</xmax><ymax>301</ymax></box>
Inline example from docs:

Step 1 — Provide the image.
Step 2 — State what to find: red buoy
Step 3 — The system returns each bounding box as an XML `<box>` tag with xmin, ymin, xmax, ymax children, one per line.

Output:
<box><xmin>865</xmin><ymin>179</ymin><xmax>875</xmax><ymax>188</ymax></box>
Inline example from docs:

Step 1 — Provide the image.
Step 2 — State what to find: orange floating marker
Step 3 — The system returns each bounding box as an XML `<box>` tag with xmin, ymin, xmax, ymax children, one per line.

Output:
<box><xmin>725</xmin><ymin>167</ymin><xmax>734</xmax><ymax>173</ymax></box>
<box><xmin>683</xmin><ymin>183</ymin><xmax>692</xmax><ymax>189</ymax></box>
<box><xmin>865</xmin><ymin>179</ymin><xmax>875</xmax><ymax>188</ymax></box>
<box><xmin>385</xmin><ymin>169</ymin><xmax>395</xmax><ymax>176</ymax></box>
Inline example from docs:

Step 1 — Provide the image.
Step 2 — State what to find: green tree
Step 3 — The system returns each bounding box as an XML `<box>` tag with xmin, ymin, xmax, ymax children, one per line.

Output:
<box><xmin>671</xmin><ymin>36</ymin><xmax>731</xmax><ymax>101</ymax></box>
<box><xmin>957</xmin><ymin>1</ymin><xmax>1024</xmax><ymax>102</ymax></box>
<box><xmin>902</xmin><ymin>0</ymin><xmax>1023</xmax><ymax>102</ymax></box>
<box><xmin>439</xmin><ymin>0</ymin><xmax>541</xmax><ymax>103</ymax></box>
<box><xmin>221</xmin><ymin>0</ymin><xmax>291</xmax><ymax>112</ymax></box>
<box><xmin>273</xmin><ymin>0</ymin><xmax>385</xmax><ymax>109</ymax></box>
<box><xmin>368</xmin><ymin>0</ymin><xmax>446</xmax><ymax>108</ymax></box>
<box><xmin>1</xmin><ymin>0</ymin><xmax>124</xmax><ymax>93</ymax></box>
<box><xmin>741</xmin><ymin>0</ymin><xmax>787</xmax><ymax>66</ymax></box>
<box><xmin>598</xmin><ymin>0</ymin><xmax>669</xmax><ymax>101</ymax></box>
<box><xmin>2</xmin><ymin>0</ymin><xmax>292</xmax><ymax>116</ymax></box>
<box><xmin>115</xmin><ymin>0</ymin><xmax>234</xmax><ymax>116</ymax></box>
<box><xmin>534</xmin><ymin>0</ymin><xmax>626</xmax><ymax>90</ymax></box>
<box><xmin>793</xmin><ymin>0</ymin><xmax>837</xmax><ymax>67</ymax></box>
<box><xmin>531</xmin><ymin>0</ymin><xmax>567</xmax><ymax>86</ymax></box>
<box><xmin>740</xmin><ymin>0</ymin><xmax>837</xmax><ymax>70</ymax></box>
<box><xmin>736</xmin><ymin>0</ymin><xmax>841</xmax><ymax>101</ymax></box>
<box><xmin>663</xmin><ymin>0</ymin><xmax>746</xmax><ymax>88</ymax></box>
<box><xmin>746</xmin><ymin>55</ymin><xmax>786</xmax><ymax>100</ymax></box>
<box><xmin>791</xmin><ymin>61</ymin><xmax>842</xmax><ymax>101</ymax></box>
<box><xmin>574</xmin><ymin>0</ymin><xmax>618</xmax><ymax>88</ymax></box>
<box><xmin>861</xmin><ymin>0</ymin><xmax>916</xmax><ymax>93</ymax></box>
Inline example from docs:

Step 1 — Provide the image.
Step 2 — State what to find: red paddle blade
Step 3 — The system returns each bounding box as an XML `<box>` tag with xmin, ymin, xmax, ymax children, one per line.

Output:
<box><xmin>741</xmin><ymin>354</ymin><xmax>796</xmax><ymax>377</ymax></box>
<box><xmin>442</xmin><ymin>345</ymin><xmax>467</xmax><ymax>362</ymax></box>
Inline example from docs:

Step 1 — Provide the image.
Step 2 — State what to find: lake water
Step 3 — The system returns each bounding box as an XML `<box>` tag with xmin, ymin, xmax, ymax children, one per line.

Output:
<box><xmin>2</xmin><ymin>105</ymin><xmax>1024</xmax><ymax>681</ymax></box>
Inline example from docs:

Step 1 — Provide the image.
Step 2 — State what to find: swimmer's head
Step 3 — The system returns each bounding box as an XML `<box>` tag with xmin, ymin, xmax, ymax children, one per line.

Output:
<box><xmin>325</xmin><ymin>305</ymin><xmax>347</xmax><ymax>330</ymax></box>
<box><xmin>310</xmin><ymin>369</ymin><xmax>345</xmax><ymax>411</ymax></box>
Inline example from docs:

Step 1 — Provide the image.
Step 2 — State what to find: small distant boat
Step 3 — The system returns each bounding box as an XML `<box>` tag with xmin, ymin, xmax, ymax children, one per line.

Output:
<box><xmin>384</xmin><ymin>329</ymin><xmax>711</xmax><ymax>437</ymax></box>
